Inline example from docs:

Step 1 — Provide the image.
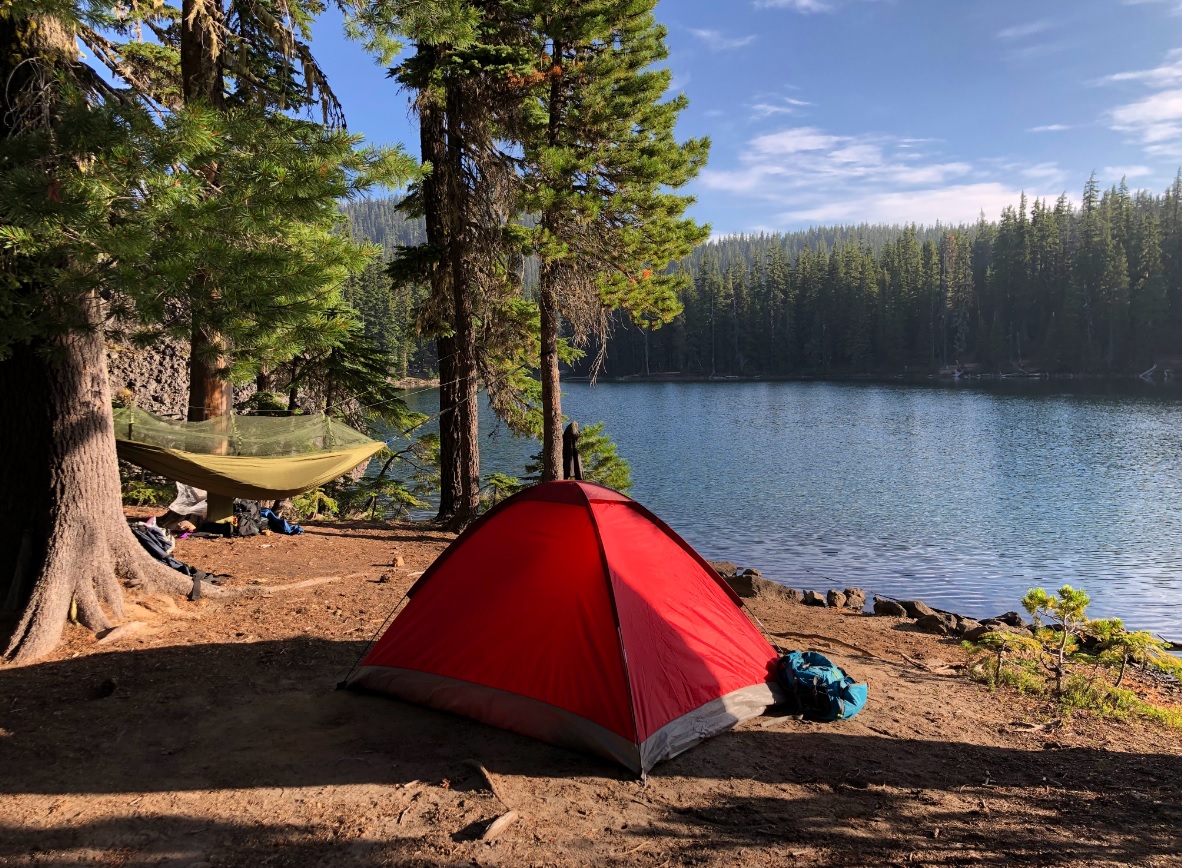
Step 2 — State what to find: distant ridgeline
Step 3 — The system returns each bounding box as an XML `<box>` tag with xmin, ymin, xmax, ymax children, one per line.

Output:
<box><xmin>344</xmin><ymin>172</ymin><xmax>1182</xmax><ymax>380</ymax></box>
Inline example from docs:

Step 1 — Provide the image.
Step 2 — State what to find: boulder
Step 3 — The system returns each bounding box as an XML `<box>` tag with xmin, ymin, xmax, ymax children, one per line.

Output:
<box><xmin>752</xmin><ymin>575</ymin><xmax>800</xmax><ymax>603</ymax></box>
<box><xmin>802</xmin><ymin>590</ymin><xmax>827</xmax><ymax>607</ymax></box>
<box><xmin>914</xmin><ymin>612</ymin><xmax>958</xmax><ymax>636</ymax></box>
<box><xmin>843</xmin><ymin>588</ymin><xmax>867</xmax><ymax>612</ymax></box>
<box><xmin>740</xmin><ymin>567</ymin><xmax>763</xmax><ymax>577</ymax></box>
<box><xmin>963</xmin><ymin>623</ymin><xmax>1034</xmax><ymax>643</ymax></box>
<box><xmin>899</xmin><ymin>600</ymin><xmax>936</xmax><ymax>619</ymax></box>
<box><xmin>873</xmin><ymin>596</ymin><xmax>908</xmax><ymax>617</ymax></box>
<box><xmin>826</xmin><ymin>590</ymin><xmax>847</xmax><ymax>609</ymax></box>
<box><xmin>707</xmin><ymin>561</ymin><xmax>739</xmax><ymax>579</ymax></box>
<box><xmin>723</xmin><ymin>572</ymin><xmax>756</xmax><ymax>597</ymax></box>
<box><xmin>990</xmin><ymin>611</ymin><xmax>1030</xmax><ymax>629</ymax></box>
<box><xmin>954</xmin><ymin>617</ymin><xmax>981</xmax><ymax>637</ymax></box>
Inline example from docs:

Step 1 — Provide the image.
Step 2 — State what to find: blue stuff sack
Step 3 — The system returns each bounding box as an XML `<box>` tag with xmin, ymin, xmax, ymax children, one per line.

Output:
<box><xmin>776</xmin><ymin>650</ymin><xmax>868</xmax><ymax>722</ymax></box>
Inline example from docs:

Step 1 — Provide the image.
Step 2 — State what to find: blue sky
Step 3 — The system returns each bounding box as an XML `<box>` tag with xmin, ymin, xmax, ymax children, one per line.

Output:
<box><xmin>310</xmin><ymin>0</ymin><xmax>1182</xmax><ymax>234</ymax></box>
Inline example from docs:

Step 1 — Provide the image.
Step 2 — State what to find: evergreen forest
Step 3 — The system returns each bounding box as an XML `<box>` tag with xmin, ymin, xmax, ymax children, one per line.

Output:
<box><xmin>346</xmin><ymin>171</ymin><xmax>1182</xmax><ymax>380</ymax></box>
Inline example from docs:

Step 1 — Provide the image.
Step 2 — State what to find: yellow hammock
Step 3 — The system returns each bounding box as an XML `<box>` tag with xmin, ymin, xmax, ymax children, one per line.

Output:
<box><xmin>113</xmin><ymin>407</ymin><xmax>386</xmax><ymax>500</ymax></box>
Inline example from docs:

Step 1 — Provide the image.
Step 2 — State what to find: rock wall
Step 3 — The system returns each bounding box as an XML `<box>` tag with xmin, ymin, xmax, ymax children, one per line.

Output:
<box><xmin>105</xmin><ymin>337</ymin><xmax>190</xmax><ymax>417</ymax></box>
<box><xmin>105</xmin><ymin>338</ymin><xmax>257</xmax><ymax>417</ymax></box>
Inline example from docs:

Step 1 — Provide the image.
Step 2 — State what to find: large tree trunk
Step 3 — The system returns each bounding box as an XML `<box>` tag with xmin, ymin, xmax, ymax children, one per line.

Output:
<box><xmin>418</xmin><ymin>65</ymin><xmax>461</xmax><ymax>522</ymax></box>
<box><xmin>446</xmin><ymin>81</ymin><xmax>480</xmax><ymax>529</ymax></box>
<box><xmin>538</xmin><ymin>45</ymin><xmax>566</xmax><ymax>484</ymax></box>
<box><xmin>181</xmin><ymin>0</ymin><xmax>233</xmax><ymax>423</ymax></box>
<box><xmin>539</xmin><ymin>273</ymin><xmax>563</xmax><ymax>482</ymax></box>
<box><xmin>0</xmin><ymin>305</ymin><xmax>197</xmax><ymax>665</ymax></box>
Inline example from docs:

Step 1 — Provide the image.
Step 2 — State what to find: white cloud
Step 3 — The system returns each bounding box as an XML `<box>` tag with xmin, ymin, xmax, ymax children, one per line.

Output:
<box><xmin>698</xmin><ymin>124</ymin><xmax>1064</xmax><ymax>228</ymax></box>
<box><xmin>1102</xmin><ymin>165</ymin><xmax>1154</xmax><ymax>181</ymax></box>
<box><xmin>1100</xmin><ymin>49</ymin><xmax>1182</xmax><ymax>87</ymax></box>
<box><xmin>689</xmin><ymin>28</ymin><xmax>757</xmax><ymax>51</ymax></box>
<box><xmin>756</xmin><ymin>0</ymin><xmax>834</xmax><ymax>11</ymax></box>
<box><xmin>1028</xmin><ymin>124</ymin><xmax>1072</xmax><ymax>133</ymax></box>
<box><xmin>750</xmin><ymin>126</ymin><xmax>844</xmax><ymax>155</ymax></box>
<box><xmin>1101</xmin><ymin>50</ymin><xmax>1182</xmax><ymax>156</ymax></box>
<box><xmin>997</xmin><ymin>20</ymin><xmax>1050</xmax><ymax>40</ymax></box>
<box><xmin>1109</xmin><ymin>88</ymin><xmax>1182</xmax><ymax>149</ymax></box>
<box><xmin>779</xmin><ymin>183</ymin><xmax>1039</xmax><ymax>226</ymax></box>
<box><xmin>1121</xmin><ymin>0</ymin><xmax>1182</xmax><ymax>13</ymax></box>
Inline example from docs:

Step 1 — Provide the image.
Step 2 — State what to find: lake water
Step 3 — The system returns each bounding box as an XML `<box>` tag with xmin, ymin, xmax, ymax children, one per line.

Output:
<box><xmin>396</xmin><ymin>380</ymin><xmax>1182</xmax><ymax>637</ymax></box>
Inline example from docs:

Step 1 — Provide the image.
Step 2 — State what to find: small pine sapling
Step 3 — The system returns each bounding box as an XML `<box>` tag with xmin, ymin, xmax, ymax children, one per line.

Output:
<box><xmin>1092</xmin><ymin>618</ymin><xmax>1172</xmax><ymax>688</ymax></box>
<box><xmin>1022</xmin><ymin>585</ymin><xmax>1092</xmax><ymax>695</ymax></box>
<box><xmin>975</xmin><ymin>630</ymin><xmax>1041</xmax><ymax>689</ymax></box>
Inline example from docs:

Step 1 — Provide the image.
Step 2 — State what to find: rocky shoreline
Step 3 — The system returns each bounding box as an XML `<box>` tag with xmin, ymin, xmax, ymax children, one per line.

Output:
<box><xmin>709</xmin><ymin>560</ymin><xmax>1036</xmax><ymax>644</ymax></box>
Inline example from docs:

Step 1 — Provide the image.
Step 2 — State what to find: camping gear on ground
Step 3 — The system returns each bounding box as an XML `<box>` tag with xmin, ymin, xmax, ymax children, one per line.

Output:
<box><xmin>112</xmin><ymin>407</ymin><xmax>385</xmax><ymax>519</ymax></box>
<box><xmin>129</xmin><ymin>519</ymin><xmax>213</xmax><ymax>597</ymax></box>
<box><xmin>347</xmin><ymin>480</ymin><xmax>783</xmax><ymax>775</ymax></box>
<box><xmin>259</xmin><ymin>507</ymin><xmax>303</xmax><ymax>535</ymax></box>
<box><xmin>166</xmin><ymin>483</ymin><xmax>208</xmax><ymax>521</ymax></box>
<box><xmin>775</xmin><ymin>650</ymin><xmax>868</xmax><ymax>722</ymax></box>
<box><xmin>232</xmin><ymin>499</ymin><xmax>263</xmax><ymax>537</ymax></box>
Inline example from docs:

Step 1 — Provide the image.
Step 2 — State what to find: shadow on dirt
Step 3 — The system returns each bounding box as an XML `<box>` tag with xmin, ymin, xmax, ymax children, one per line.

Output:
<box><xmin>1</xmin><ymin>638</ymin><xmax>1179</xmax><ymax>864</ymax></box>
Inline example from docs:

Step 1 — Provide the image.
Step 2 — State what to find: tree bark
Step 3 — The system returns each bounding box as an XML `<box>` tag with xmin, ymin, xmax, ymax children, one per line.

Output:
<box><xmin>538</xmin><ymin>41</ymin><xmax>566</xmax><ymax>484</ymax></box>
<box><xmin>181</xmin><ymin>0</ymin><xmax>233</xmax><ymax>423</ymax></box>
<box><xmin>445</xmin><ymin>80</ymin><xmax>480</xmax><ymax>528</ymax></box>
<box><xmin>418</xmin><ymin>66</ymin><xmax>460</xmax><ymax>522</ymax></box>
<box><xmin>539</xmin><ymin>275</ymin><xmax>563</xmax><ymax>482</ymax></box>
<box><xmin>0</xmin><ymin>304</ymin><xmax>197</xmax><ymax>665</ymax></box>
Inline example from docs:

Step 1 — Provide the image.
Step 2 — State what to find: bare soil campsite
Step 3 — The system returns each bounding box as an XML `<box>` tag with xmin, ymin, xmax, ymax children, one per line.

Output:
<box><xmin>2</xmin><ymin>517</ymin><xmax>1181</xmax><ymax>868</ymax></box>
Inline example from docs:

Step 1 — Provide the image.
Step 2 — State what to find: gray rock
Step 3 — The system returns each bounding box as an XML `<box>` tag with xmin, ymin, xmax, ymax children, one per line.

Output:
<box><xmin>707</xmin><ymin>561</ymin><xmax>739</xmax><ymax>579</ymax></box>
<box><xmin>802</xmin><ymin>590</ymin><xmax>827</xmax><ymax>607</ymax></box>
<box><xmin>990</xmin><ymin>611</ymin><xmax>1030</xmax><ymax>629</ymax></box>
<box><xmin>722</xmin><ymin>572</ymin><xmax>756</xmax><ymax>597</ymax></box>
<box><xmin>954</xmin><ymin>617</ymin><xmax>981</xmax><ymax>637</ymax></box>
<box><xmin>900</xmin><ymin>600</ymin><xmax>936</xmax><ymax>619</ymax></box>
<box><xmin>826</xmin><ymin>589</ymin><xmax>847</xmax><ymax>609</ymax></box>
<box><xmin>915</xmin><ymin>612</ymin><xmax>957</xmax><ymax>636</ymax></box>
<box><xmin>843</xmin><ymin>588</ymin><xmax>867</xmax><ymax>611</ymax></box>
<box><xmin>963</xmin><ymin>623</ymin><xmax>1034</xmax><ymax>643</ymax></box>
<box><xmin>873</xmin><ymin>597</ymin><xmax>908</xmax><ymax>617</ymax></box>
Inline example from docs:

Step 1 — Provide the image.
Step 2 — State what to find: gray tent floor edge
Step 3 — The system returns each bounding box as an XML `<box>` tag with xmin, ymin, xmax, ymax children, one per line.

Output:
<box><xmin>348</xmin><ymin>666</ymin><xmax>643</xmax><ymax>773</ymax></box>
<box><xmin>638</xmin><ymin>682</ymin><xmax>785</xmax><ymax>772</ymax></box>
<box><xmin>347</xmin><ymin>666</ymin><xmax>784</xmax><ymax>774</ymax></box>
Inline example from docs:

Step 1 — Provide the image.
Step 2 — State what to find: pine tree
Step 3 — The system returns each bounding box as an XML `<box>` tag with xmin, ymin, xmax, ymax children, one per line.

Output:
<box><xmin>0</xmin><ymin>0</ymin><xmax>414</xmax><ymax>662</ymax></box>
<box><xmin>520</xmin><ymin>0</ymin><xmax>708</xmax><ymax>479</ymax></box>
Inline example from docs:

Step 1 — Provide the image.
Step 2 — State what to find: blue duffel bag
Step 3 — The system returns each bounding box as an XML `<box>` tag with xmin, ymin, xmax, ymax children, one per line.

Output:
<box><xmin>776</xmin><ymin>650</ymin><xmax>868</xmax><ymax>722</ymax></box>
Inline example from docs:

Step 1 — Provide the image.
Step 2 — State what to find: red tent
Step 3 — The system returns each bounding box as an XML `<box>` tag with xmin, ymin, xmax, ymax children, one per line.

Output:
<box><xmin>348</xmin><ymin>481</ymin><xmax>782</xmax><ymax>774</ymax></box>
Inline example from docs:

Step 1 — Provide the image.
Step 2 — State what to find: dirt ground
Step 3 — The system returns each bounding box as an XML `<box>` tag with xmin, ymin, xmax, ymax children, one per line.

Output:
<box><xmin>1</xmin><ymin>515</ymin><xmax>1181</xmax><ymax>867</ymax></box>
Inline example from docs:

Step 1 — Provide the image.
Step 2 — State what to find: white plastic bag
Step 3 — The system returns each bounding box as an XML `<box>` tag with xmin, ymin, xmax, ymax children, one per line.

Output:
<box><xmin>167</xmin><ymin>483</ymin><xmax>208</xmax><ymax>518</ymax></box>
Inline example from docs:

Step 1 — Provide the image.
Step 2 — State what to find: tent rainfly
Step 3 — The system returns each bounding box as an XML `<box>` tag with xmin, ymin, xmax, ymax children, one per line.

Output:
<box><xmin>348</xmin><ymin>480</ymin><xmax>783</xmax><ymax>774</ymax></box>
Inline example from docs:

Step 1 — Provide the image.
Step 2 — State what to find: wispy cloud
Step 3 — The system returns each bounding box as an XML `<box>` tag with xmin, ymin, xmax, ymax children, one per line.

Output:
<box><xmin>688</xmin><ymin>28</ymin><xmax>757</xmax><ymax>51</ymax></box>
<box><xmin>1028</xmin><ymin>124</ymin><xmax>1072</xmax><ymax>133</ymax></box>
<box><xmin>780</xmin><ymin>184</ymin><xmax>1035</xmax><ymax>226</ymax></box>
<box><xmin>1102</xmin><ymin>165</ymin><xmax>1154</xmax><ymax>181</ymax></box>
<box><xmin>1102</xmin><ymin>50</ymin><xmax>1182</xmax><ymax>156</ymax></box>
<box><xmin>755</xmin><ymin>0</ymin><xmax>883</xmax><ymax>13</ymax></box>
<box><xmin>1122</xmin><ymin>0</ymin><xmax>1182</xmax><ymax>14</ymax></box>
<box><xmin>756</xmin><ymin>0</ymin><xmax>834</xmax><ymax>11</ymax></box>
<box><xmin>997</xmin><ymin>20</ymin><xmax>1050</xmax><ymax>40</ymax></box>
<box><xmin>698</xmin><ymin>124</ymin><xmax>1056</xmax><ymax>227</ymax></box>
<box><xmin>1100</xmin><ymin>48</ymin><xmax>1182</xmax><ymax>87</ymax></box>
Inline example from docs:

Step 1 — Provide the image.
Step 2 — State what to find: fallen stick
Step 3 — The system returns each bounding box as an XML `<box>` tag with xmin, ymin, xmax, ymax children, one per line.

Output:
<box><xmin>465</xmin><ymin>758</ymin><xmax>511</xmax><ymax>809</ymax></box>
<box><xmin>773</xmin><ymin>631</ymin><xmax>892</xmax><ymax>662</ymax></box>
<box><xmin>481</xmin><ymin>810</ymin><xmax>518</xmax><ymax>841</ymax></box>
<box><xmin>252</xmin><ymin>576</ymin><xmax>341</xmax><ymax>594</ymax></box>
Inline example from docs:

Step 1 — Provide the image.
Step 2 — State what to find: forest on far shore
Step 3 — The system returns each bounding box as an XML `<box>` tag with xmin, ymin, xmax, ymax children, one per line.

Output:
<box><xmin>346</xmin><ymin>171</ymin><xmax>1182</xmax><ymax>380</ymax></box>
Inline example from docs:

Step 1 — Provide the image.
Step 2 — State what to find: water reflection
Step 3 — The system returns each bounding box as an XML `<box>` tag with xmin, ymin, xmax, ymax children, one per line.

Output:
<box><xmin>396</xmin><ymin>380</ymin><xmax>1182</xmax><ymax>636</ymax></box>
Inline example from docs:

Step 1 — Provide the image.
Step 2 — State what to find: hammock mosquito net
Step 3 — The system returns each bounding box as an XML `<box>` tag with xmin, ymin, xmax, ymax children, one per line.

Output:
<box><xmin>113</xmin><ymin>407</ymin><xmax>386</xmax><ymax>500</ymax></box>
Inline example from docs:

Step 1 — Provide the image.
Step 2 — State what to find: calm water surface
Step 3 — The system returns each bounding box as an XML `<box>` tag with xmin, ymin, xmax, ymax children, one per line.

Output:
<box><xmin>398</xmin><ymin>381</ymin><xmax>1182</xmax><ymax>636</ymax></box>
